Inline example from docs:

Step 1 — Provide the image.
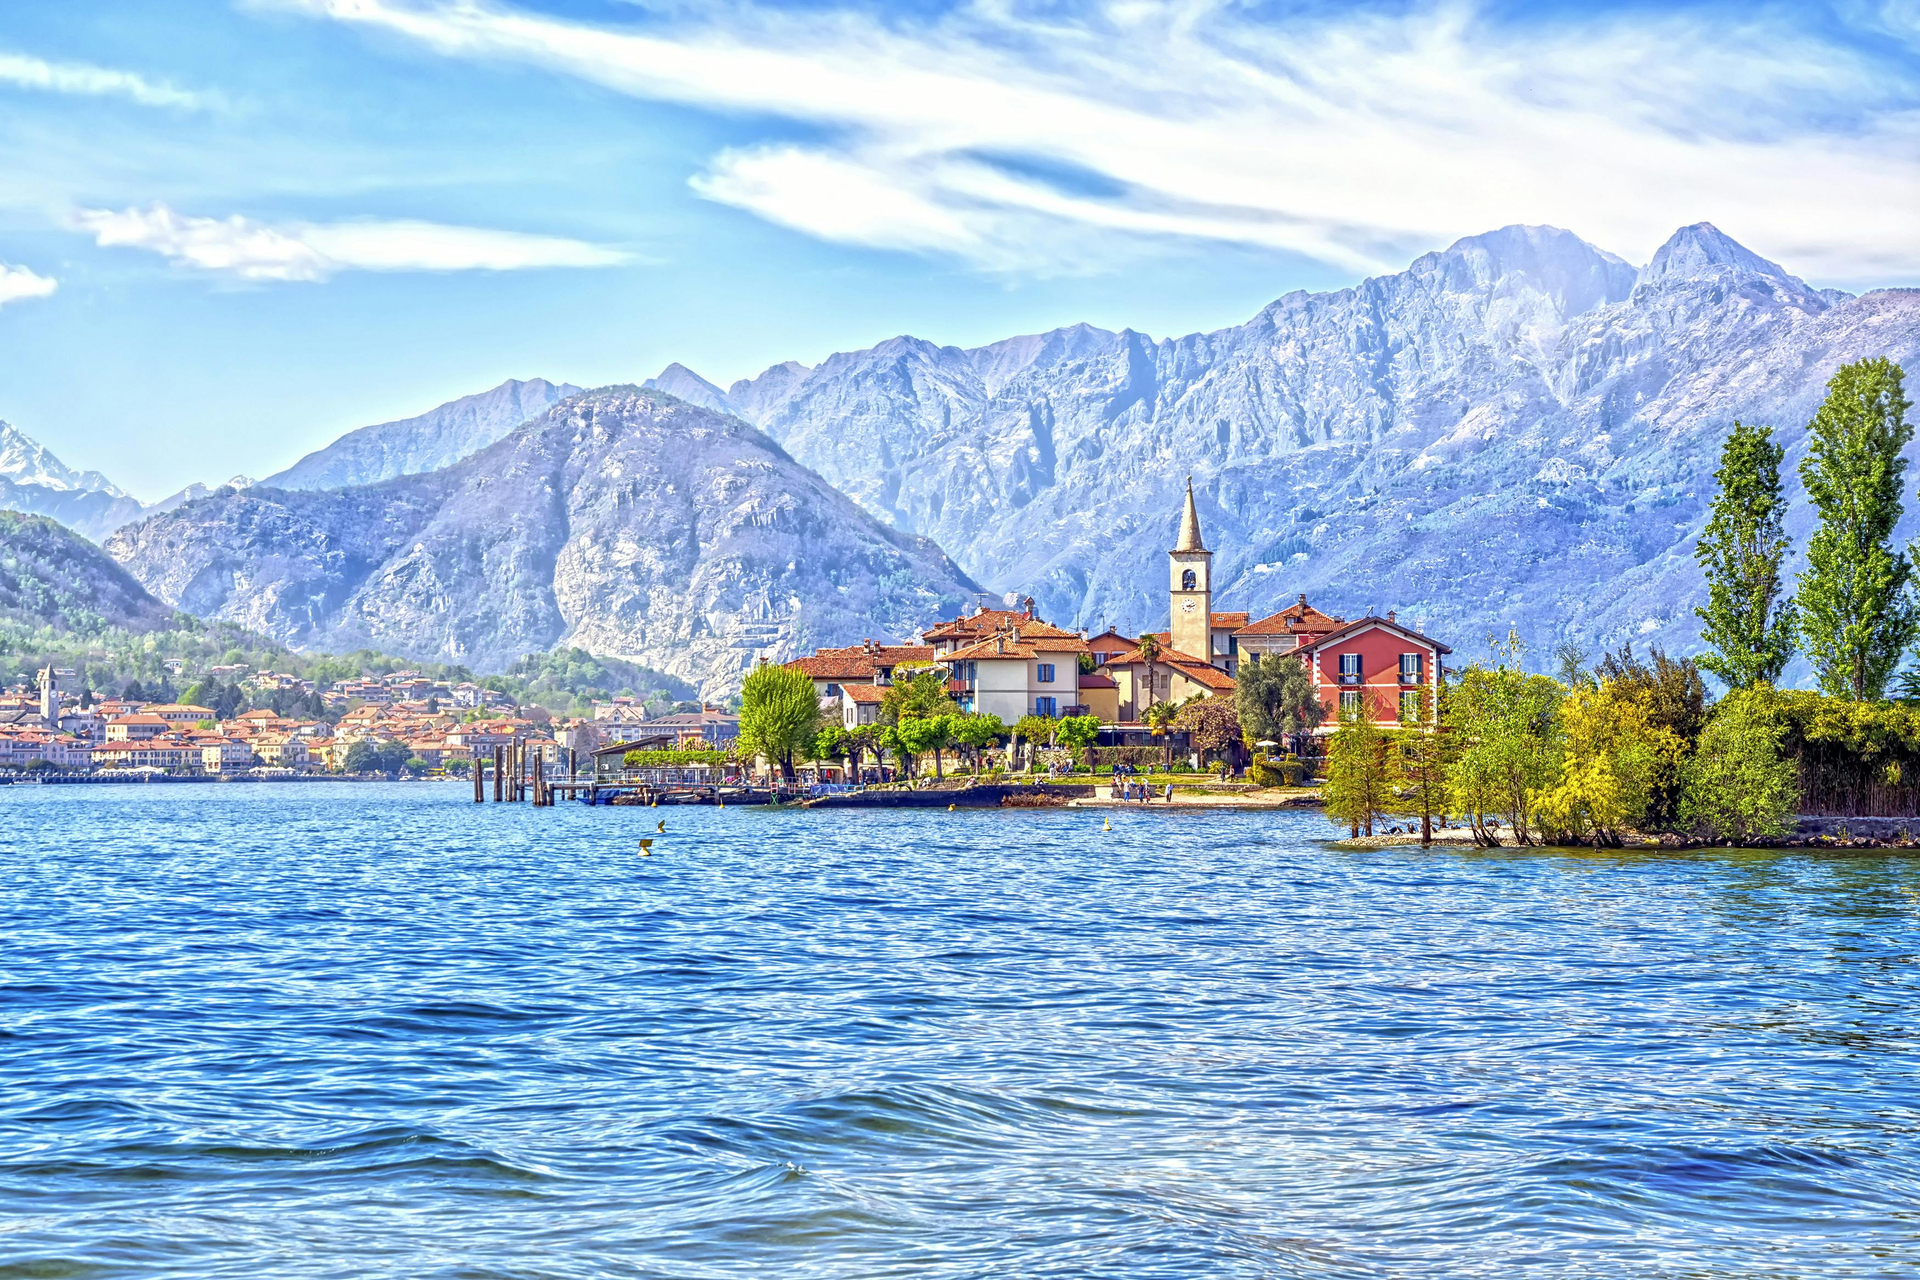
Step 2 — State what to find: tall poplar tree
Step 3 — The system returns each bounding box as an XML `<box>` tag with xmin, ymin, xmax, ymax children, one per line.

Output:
<box><xmin>1694</xmin><ymin>422</ymin><xmax>1794</xmax><ymax>688</ymax></box>
<box><xmin>1795</xmin><ymin>358</ymin><xmax>1917</xmax><ymax>701</ymax></box>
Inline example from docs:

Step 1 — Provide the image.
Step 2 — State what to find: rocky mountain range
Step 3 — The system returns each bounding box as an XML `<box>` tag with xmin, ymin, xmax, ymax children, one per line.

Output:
<box><xmin>0</xmin><ymin>510</ymin><xmax>172</xmax><ymax>634</ymax></box>
<box><xmin>0</xmin><ymin>421</ymin><xmax>149</xmax><ymax>542</ymax></box>
<box><xmin>105</xmin><ymin>387</ymin><xmax>981</xmax><ymax>693</ymax></box>
<box><xmin>263</xmin><ymin>377</ymin><xmax>581</xmax><ymax>491</ymax></box>
<box><xmin>651</xmin><ymin>222</ymin><xmax>1919</xmax><ymax>671</ymax></box>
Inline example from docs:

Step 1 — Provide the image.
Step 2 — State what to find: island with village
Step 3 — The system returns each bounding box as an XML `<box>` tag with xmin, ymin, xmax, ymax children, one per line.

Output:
<box><xmin>0</xmin><ymin>488</ymin><xmax>1445</xmax><ymax>803</ymax></box>
<box><xmin>9</xmin><ymin>374</ymin><xmax>1920</xmax><ymax>854</ymax></box>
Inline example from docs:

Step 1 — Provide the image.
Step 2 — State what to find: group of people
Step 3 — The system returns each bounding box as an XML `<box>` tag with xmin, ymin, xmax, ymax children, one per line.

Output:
<box><xmin>1111</xmin><ymin>764</ymin><xmax>1172</xmax><ymax>803</ymax></box>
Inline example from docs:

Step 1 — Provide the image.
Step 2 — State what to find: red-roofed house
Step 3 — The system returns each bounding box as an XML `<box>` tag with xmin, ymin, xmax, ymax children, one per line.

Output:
<box><xmin>938</xmin><ymin>624</ymin><xmax>1091</xmax><ymax>722</ymax></box>
<box><xmin>1298</xmin><ymin>614</ymin><xmax>1451</xmax><ymax>730</ymax></box>
<box><xmin>1232</xmin><ymin>595</ymin><xmax>1346</xmax><ymax>657</ymax></box>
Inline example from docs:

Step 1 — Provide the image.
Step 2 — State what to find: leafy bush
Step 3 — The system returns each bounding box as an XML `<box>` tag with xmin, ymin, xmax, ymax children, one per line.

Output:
<box><xmin>621</xmin><ymin>748</ymin><xmax>728</xmax><ymax>768</ymax></box>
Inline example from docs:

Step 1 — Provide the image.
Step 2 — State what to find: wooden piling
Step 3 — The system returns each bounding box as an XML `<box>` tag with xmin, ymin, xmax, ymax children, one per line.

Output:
<box><xmin>493</xmin><ymin>746</ymin><xmax>503</xmax><ymax>802</ymax></box>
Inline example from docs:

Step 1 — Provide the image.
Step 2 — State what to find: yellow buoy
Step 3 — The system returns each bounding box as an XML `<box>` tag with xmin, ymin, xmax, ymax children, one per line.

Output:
<box><xmin>1102</xmin><ymin>818</ymin><xmax>1113</xmax><ymax>832</ymax></box>
<box><xmin>948</xmin><ymin>803</ymin><xmax>956</xmax><ymax>811</ymax></box>
<box><xmin>638</xmin><ymin>838</ymin><xmax>654</xmax><ymax>857</ymax></box>
<box><xmin>656</xmin><ymin>819</ymin><xmax>666</xmax><ymax>833</ymax></box>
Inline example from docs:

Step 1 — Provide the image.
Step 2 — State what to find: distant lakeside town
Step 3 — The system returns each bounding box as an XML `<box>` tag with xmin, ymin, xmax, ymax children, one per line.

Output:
<box><xmin>0</xmin><ymin>483</ymin><xmax>1447</xmax><ymax>785</ymax></box>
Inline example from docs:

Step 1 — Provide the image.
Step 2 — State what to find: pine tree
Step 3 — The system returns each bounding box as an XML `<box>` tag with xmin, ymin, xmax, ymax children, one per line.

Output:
<box><xmin>1694</xmin><ymin>421</ymin><xmax>1794</xmax><ymax>688</ymax></box>
<box><xmin>1395</xmin><ymin>724</ymin><xmax>1455</xmax><ymax>847</ymax></box>
<box><xmin>1321</xmin><ymin>705</ymin><xmax>1401</xmax><ymax>838</ymax></box>
<box><xmin>1796</xmin><ymin>359</ymin><xmax>1916</xmax><ymax>701</ymax></box>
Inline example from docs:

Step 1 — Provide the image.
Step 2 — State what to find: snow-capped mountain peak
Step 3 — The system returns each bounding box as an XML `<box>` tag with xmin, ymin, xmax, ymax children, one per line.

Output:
<box><xmin>0</xmin><ymin>421</ymin><xmax>130</xmax><ymax>497</ymax></box>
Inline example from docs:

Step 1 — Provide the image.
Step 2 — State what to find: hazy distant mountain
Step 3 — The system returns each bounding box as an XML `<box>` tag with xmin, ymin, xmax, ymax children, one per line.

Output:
<box><xmin>0</xmin><ymin>421</ymin><xmax>146</xmax><ymax>542</ymax></box>
<box><xmin>0</xmin><ymin>510</ymin><xmax>172</xmax><ymax>634</ymax></box>
<box><xmin>108</xmin><ymin>387</ymin><xmax>981</xmax><ymax>694</ymax></box>
<box><xmin>262</xmin><ymin>377</ymin><xmax>582</xmax><ymax>491</ymax></box>
<box><xmin>642</xmin><ymin>363</ymin><xmax>734</xmax><ymax>414</ymax></box>
<box><xmin>661</xmin><ymin>222</ymin><xmax>1920</xmax><ymax>669</ymax></box>
<box><xmin>146</xmin><ymin>476</ymin><xmax>255</xmax><ymax>518</ymax></box>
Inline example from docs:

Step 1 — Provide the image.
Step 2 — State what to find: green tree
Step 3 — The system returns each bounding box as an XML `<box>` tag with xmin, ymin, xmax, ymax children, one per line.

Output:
<box><xmin>1593</xmin><ymin>643</ymin><xmax>1707</xmax><ymax>828</ymax></box>
<box><xmin>1395</xmin><ymin>724</ymin><xmax>1455</xmax><ymax>847</ymax></box>
<box><xmin>1013</xmin><ymin>713</ymin><xmax>1054</xmax><ymax>750</ymax></box>
<box><xmin>1443</xmin><ymin>663</ymin><xmax>1563</xmax><ymax>846</ymax></box>
<box><xmin>849</xmin><ymin>722</ymin><xmax>881</xmax><ymax>775</ymax></box>
<box><xmin>1695</xmin><ymin>422</ymin><xmax>1796</xmax><ymax>689</ymax></box>
<box><xmin>1321</xmin><ymin>704</ymin><xmax>1401</xmax><ymax>837</ymax></box>
<box><xmin>344</xmin><ymin>739</ymin><xmax>409</xmax><ymax>775</ymax></box>
<box><xmin>1055</xmin><ymin>713</ymin><xmax>1101</xmax><ymax>771</ymax></box>
<box><xmin>1552</xmin><ymin>643</ymin><xmax>1593</xmax><ymax>690</ymax></box>
<box><xmin>881</xmin><ymin>667</ymin><xmax>959</xmax><ymax>725</ymax></box>
<box><xmin>1679</xmin><ymin>689</ymin><xmax>1800</xmax><ymax>843</ymax></box>
<box><xmin>952</xmin><ymin>712</ymin><xmax>1007</xmax><ymax>772</ymax></box>
<box><xmin>738</xmin><ymin>661</ymin><xmax>822</xmax><ymax>783</ymax></box>
<box><xmin>811</xmin><ymin>724</ymin><xmax>853</xmax><ymax>773</ymax></box>
<box><xmin>1529</xmin><ymin>684</ymin><xmax>1682</xmax><ymax>847</ymax></box>
<box><xmin>1796</xmin><ymin>358</ymin><xmax>1917</xmax><ymax>700</ymax></box>
<box><xmin>898</xmin><ymin>713</ymin><xmax>957</xmax><ymax>779</ymax></box>
<box><xmin>403</xmin><ymin>756</ymin><xmax>432</xmax><ymax>777</ymax></box>
<box><xmin>1235</xmin><ymin>653</ymin><xmax>1326</xmax><ymax>753</ymax></box>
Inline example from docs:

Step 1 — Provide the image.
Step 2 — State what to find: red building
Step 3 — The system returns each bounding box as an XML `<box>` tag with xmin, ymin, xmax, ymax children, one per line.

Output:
<box><xmin>1296</xmin><ymin>613</ymin><xmax>1451</xmax><ymax>730</ymax></box>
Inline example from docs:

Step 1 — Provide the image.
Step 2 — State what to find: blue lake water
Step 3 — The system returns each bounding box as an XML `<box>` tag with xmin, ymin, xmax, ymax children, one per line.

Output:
<box><xmin>2</xmin><ymin>782</ymin><xmax>1918</xmax><ymax>1277</ymax></box>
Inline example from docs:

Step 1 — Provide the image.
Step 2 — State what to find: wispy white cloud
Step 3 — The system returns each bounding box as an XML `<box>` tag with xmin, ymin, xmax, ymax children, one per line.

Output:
<box><xmin>0</xmin><ymin>50</ymin><xmax>215</xmax><ymax>110</ymax></box>
<box><xmin>0</xmin><ymin>263</ymin><xmax>57</xmax><ymax>308</ymax></box>
<box><xmin>72</xmin><ymin>203</ymin><xmax>632</xmax><ymax>281</ymax></box>
<box><xmin>275</xmin><ymin>0</ymin><xmax>1920</xmax><ymax>282</ymax></box>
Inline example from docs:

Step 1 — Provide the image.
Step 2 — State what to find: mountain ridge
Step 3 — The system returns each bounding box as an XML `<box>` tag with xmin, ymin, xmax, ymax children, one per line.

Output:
<box><xmin>643</xmin><ymin>221</ymin><xmax>1919</xmax><ymax>671</ymax></box>
<box><xmin>106</xmin><ymin>386</ymin><xmax>982</xmax><ymax>693</ymax></box>
<box><xmin>261</xmin><ymin>376</ymin><xmax>583</xmax><ymax>491</ymax></box>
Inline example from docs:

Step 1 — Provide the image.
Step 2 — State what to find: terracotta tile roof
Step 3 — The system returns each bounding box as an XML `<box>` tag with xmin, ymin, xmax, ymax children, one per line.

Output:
<box><xmin>786</xmin><ymin>642</ymin><xmax>937</xmax><ymax>680</ymax></box>
<box><xmin>1104</xmin><ymin>643</ymin><xmax>1237</xmax><ymax>691</ymax></box>
<box><xmin>1077</xmin><ymin>671</ymin><xmax>1117</xmax><ymax>689</ymax></box>
<box><xmin>922</xmin><ymin>608</ymin><xmax>1034</xmax><ymax>640</ymax></box>
<box><xmin>1209</xmin><ymin>612</ymin><xmax>1251</xmax><ymax>629</ymax></box>
<box><xmin>1234</xmin><ymin>598</ymin><xmax>1346</xmax><ymax>635</ymax></box>
<box><xmin>1086</xmin><ymin>629</ymin><xmax>1137</xmax><ymax>651</ymax></box>
<box><xmin>1301</xmin><ymin>616</ymin><xmax>1453</xmax><ymax>655</ymax></box>
<box><xmin>843</xmin><ymin>685</ymin><xmax>889</xmax><ymax>704</ymax></box>
<box><xmin>942</xmin><ymin>629</ymin><xmax>1091</xmax><ymax>661</ymax></box>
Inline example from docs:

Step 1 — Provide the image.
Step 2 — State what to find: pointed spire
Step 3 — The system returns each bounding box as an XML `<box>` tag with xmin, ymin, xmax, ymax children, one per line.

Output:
<box><xmin>1175</xmin><ymin>476</ymin><xmax>1206</xmax><ymax>552</ymax></box>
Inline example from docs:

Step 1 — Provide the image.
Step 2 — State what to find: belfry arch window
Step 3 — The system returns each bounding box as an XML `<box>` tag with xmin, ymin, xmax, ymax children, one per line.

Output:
<box><xmin>1181</xmin><ymin>569</ymin><xmax>1197</xmax><ymax>590</ymax></box>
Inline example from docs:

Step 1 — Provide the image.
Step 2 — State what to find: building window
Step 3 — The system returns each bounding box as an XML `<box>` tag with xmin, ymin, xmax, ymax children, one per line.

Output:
<box><xmin>1339</xmin><ymin>689</ymin><xmax>1362</xmax><ymax>714</ymax></box>
<box><xmin>1037</xmin><ymin>663</ymin><xmax>1055</xmax><ymax>683</ymax></box>
<box><xmin>1338</xmin><ymin>653</ymin><xmax>1362</xmax><ymax>684</ymax></box>
<box><xmin>1181</xmin><ymin>568</ymin><xmax>1197</xmax><ymax>590</ymax></box>
<box><xmin>825</xmin><ymin>683</ymin><xmax>842</xmax><ymax>697</ymax></box>
<box><xmin>1399</xmin><ymin>653</ymin><xmax>1423</xmax><ymax>684</ymax></box>
<box><xmin>1035</xmin><ymin>696</ymin><xmax>1058</xmax><ymax>717</ymax></box>
<box><xmin>1399</xmin><ymin>689</ymin><xmax>1423</xmax><ymax>723</ymax></box>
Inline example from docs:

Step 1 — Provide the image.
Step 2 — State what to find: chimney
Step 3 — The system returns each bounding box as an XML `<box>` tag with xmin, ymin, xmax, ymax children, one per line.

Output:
<box><xmin>1387</xmin><ymin>610</ymin><xmax>1395</xmax><ymax>623</ymax></box>
<box><xmin>1298</xmin><ymin>593</ymin><xmax>1307</xmax><ymax>609</ymax></box>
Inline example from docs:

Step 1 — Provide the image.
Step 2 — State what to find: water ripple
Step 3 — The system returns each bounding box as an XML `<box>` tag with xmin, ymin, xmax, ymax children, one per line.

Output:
<box><xmin>2</xmin><ymin>783</ymin><xmax>1919</xmax><ymax>1276</ymax></box>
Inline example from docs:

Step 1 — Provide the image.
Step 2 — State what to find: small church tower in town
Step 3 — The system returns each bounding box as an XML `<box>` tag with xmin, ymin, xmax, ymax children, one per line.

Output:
<box><xmin>1169</xmin><ymin>478</ymin><xmax>1212</xmax><ymax>660</ymax></box>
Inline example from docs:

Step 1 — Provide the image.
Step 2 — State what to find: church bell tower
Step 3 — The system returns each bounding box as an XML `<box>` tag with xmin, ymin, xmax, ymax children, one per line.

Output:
<box><xmin>1169</xmin><ymin>478</ymin><xmax>1213</xmax><ymax>660</ymax></box>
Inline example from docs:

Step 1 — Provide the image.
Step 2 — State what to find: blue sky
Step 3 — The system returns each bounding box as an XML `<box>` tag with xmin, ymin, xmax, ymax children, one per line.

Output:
<box><xmin>2</xmin><ymin>0</ymin><xmax>1918</xmax><ymax>499</ymax></box>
